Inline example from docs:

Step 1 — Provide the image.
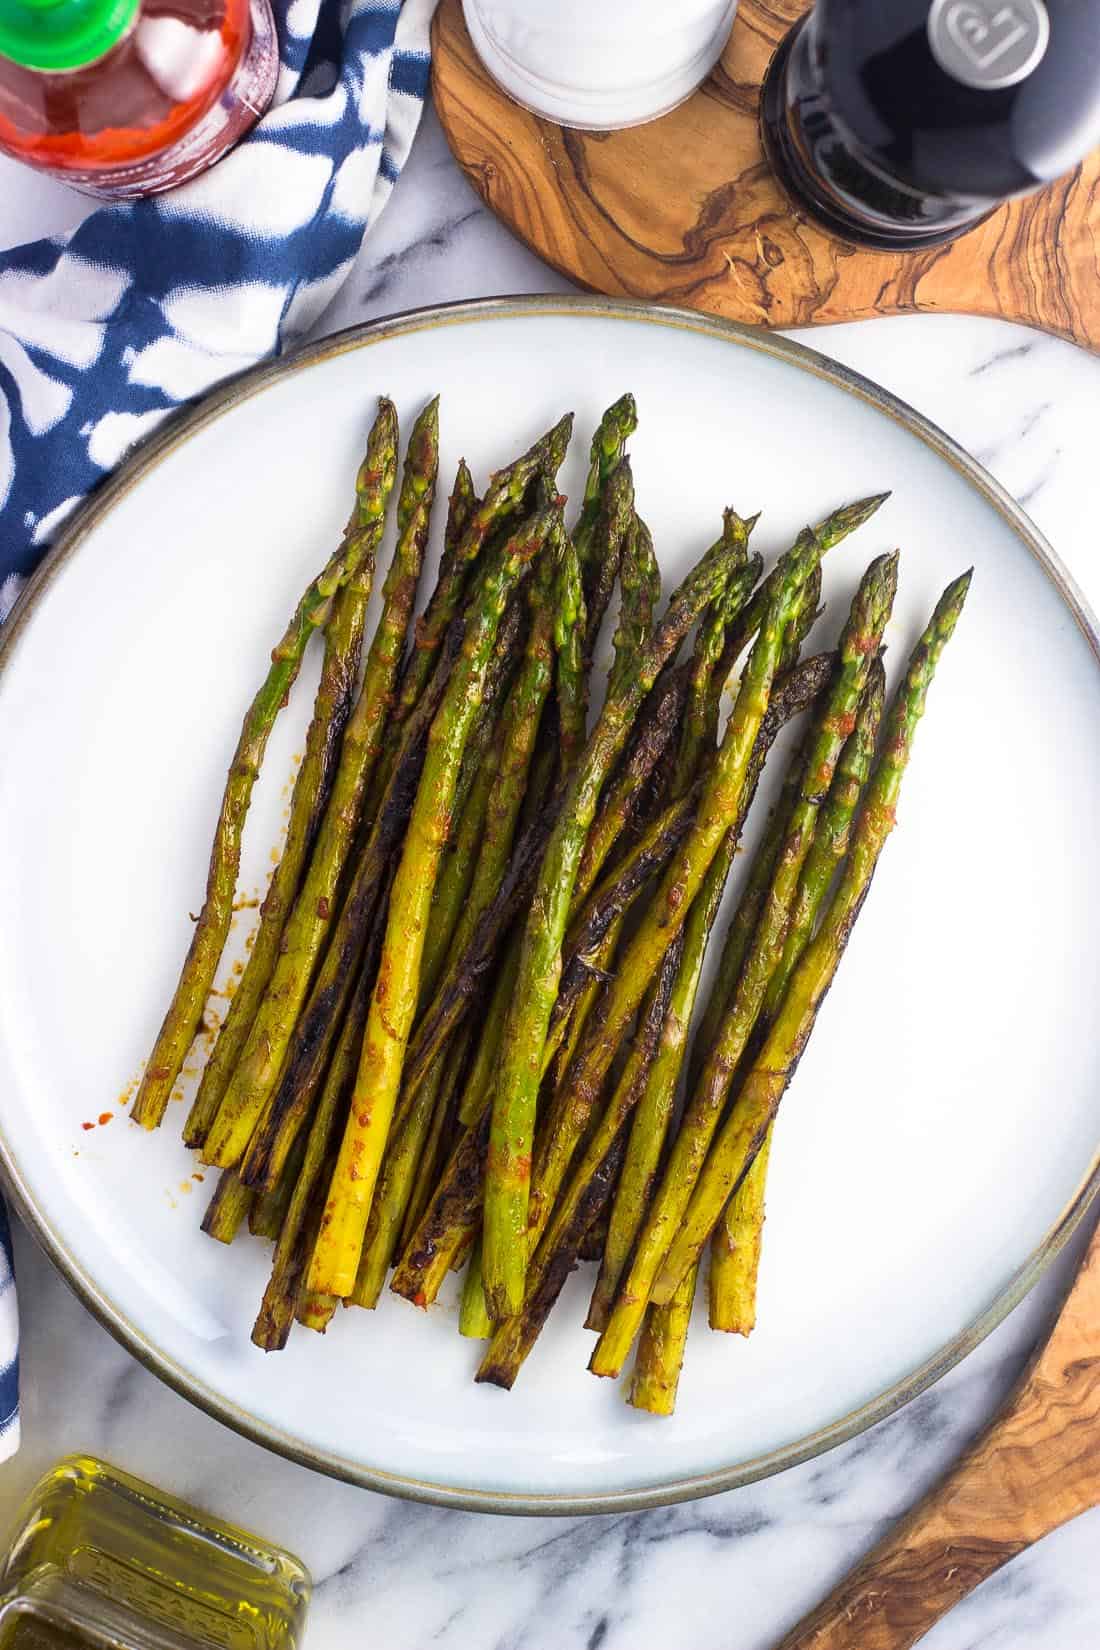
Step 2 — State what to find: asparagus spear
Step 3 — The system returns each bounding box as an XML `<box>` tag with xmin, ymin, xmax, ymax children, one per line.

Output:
<box><xmin>232</xmin><ymin>618</ymin><xmax>465</xmax><ymax>1192</ymax></box>
<box><xmin>296</xmin><ymin>1290</ymin><xmax>338</xmax><ymax>1333</ymax></box>
<box><xmin>184</xmin><ymin>575</ymin><xmax>369</xmax><ymax>1150</ymax></box>
<box><xmin>709</xmin><ymin>653</ymin><xmax>887</xmax><ymax>1333</ymax></box>
<box><xmin>586</xmin><ymin>575</ymin><xmax>829</xmax><ymax>1330</ymax></box>
<box><xmin>253</xmin><ymin>1165</ymin><xmax>334</xmax><ymax>1352</ymax></box>
<box><xmin>582</xmin><ymin>458</ymin><xmax>636</xmax><ymax>669</ymax></box>
<box><xmin>131</xmin><ymin>399</ymin><xmax>400</xmax><ymax>1131</ymax></box>
<box><xmin>518</xmin><ymin>529</ymin><xmax>829</xmax><ymax>1298</ymax></box>
<box><xmin>415</xmin><ymin>598</ymin><xmax>526</xmax><ymax>1008</ymax></box>
<box><xmin>543</xmin><ymin>917</ymin><xmax>624</xmax><ymax>1101</ymax></box>
<box><xmin>360</xmin><ymin>456</ymin><xmax>477</xmax><ymax>821</ymax></box>
<box><xmin>629</xmin><ymin>1260</ymin><xmax>697</xmax><ymax>1415</ymax></box>
<box><xmin>652</xmin><ymin>572</ymin><xmax>972</xmax><ymax>1304</ymax></box>
<box><xmin>308</xmin><ymin>507</ymin><xmax>563</xmax><ymax>1298</ymax></box>
<box><xmin>251</xmin><ymin>943</ymin><xmax>376</xmax><ymax>1352</ymax></box>
<box><xmin>501</xmin><ymin>453</ymin><xmax>594</xmax><ymax>826</ymax></box>
<box><xmin>456</xmin><ymin>937</ymin><xmax>520</xmax><ymax>1129</ymax></box>
<box><xmin>477</xmin><ymin>950</ymin><xmax>676</xmax><ymax>1388</ymax></box>
<box><xmin>481</xmin><ymin>530</ymin><xmax>761</xmax><ymax>1320</ymax></box>
<box><xmin>672</xmin><ymin>517</ymin><xmax>756</xmax><ymax>796</ymax></box>
<box><xmin>765</xmin><ymin>651</ymin><xmax>887</xmax><ymax>1026</ymax></box>
<box><xmin>714</xmin><ymin>495</ymin><xmax>888</xmax><ymax>688</ymax></box>
<box><xmin>553</xmin><ymin>790</ymin><xmax>700</xmax><ymax>1035</ymax></box>
<box><xmin>687</xmin><ymin>744</ymin><xmax>804</xmax><ymax>1092</ymax></box>
<box><xmin>570</xmin><ymin>661</ymin><xmax>693</xmax><ymax>909</ymax></box>
<box><xmin>249</xmin><ymin>1133</ymin><xmax>306</xmax><ymax>1241</ymax></box>
<box><xmin>429</xmin><ymin>532</ymin><xmax>562</xmax><ymax>1005</ymax></box>
<box><xmin>574</xmin><ymin>395</ymin><xmax>637</xmax><ymax>583</ymax></box>
<box><xmin>395</xmin><ymin>399</ymin><xmax>442</xmax><ymax>539</ymax></box>
<box><xmin>389</xmin><ymin>651</ymin><xmax>834</xmax><ymax>1315</ymax></box>
<box><xmin>396</xmin><ymin>794</ymin><xmax>561</xmax><ymax>1106</ymax></box>
<box><xmin>184</xmin><ymin>403</ymin><xmax>434</xmax><ymax>1149</ymax></box>
<box><xmin>386</xmin><ymin>416</ymin><xmax>571</xmax><ymax>743</ymax></box>
<box><xmin>608</xmin><ymin>515</ymin><xmax>662</xmax><ymax>698</ymax></box>
<box><xmin>351</xmin><ymin>1025</ymin><xmax>472</xmax><ymax>1309</ymax></box>
<box><xmin>417</xmin><ymin>748</ymin><xmax>500</xmax><ymax>1012</ymax></box>
<box><xmin>554</xmin><ymin>528</ymin><xmax>589</xmax><ymax>775</ymax></box>
<box><xmin>200</xmin><ymin>1169</ymin><xmax>253</xmax><ymax>1244</ymax></box>
<box><xmin>588</xmin><ymin>555</ymin><xmax>897</xmax><ymax>1373</ymax></box>
<box><xmin>196</xmin><ymin>409</ymin><xmax>444</xmax><ymax>1165</ymax></box>
<box><xmin>230</xmin><ymin>587</ymin><xmax>526</xmax><ymax>1190</ymax></box>
<box><xmin>390</xmin><ymin>1110</ymin><xmax>491</xmax><ymax>1307</ymax></box>
<box><xmin>399</xmin><ymin>1025</ymin><xmax>469</xmax><ymax>1250</ymax></box>
<box><xmin>444</xmin><ymin>459</ymin><xmax>477</xmax><ymax>557</ymax></box>
<box><xmin>459</xmin><ymin>1234</ymin><xmax>492</xmax><ymax>1338</ymax></box>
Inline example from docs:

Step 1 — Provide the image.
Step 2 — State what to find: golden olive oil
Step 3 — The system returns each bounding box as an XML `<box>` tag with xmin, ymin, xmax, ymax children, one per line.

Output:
<box><xmin>0</xmin><ymin>1458</ymin><xmax>309</xmax><ymax>1650</ymax></box>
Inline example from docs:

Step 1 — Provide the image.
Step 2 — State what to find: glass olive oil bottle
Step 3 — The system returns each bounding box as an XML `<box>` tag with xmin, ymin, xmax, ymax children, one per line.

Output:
<box><xmin>0</xmin><ymin>1457</ymin><xmax>310</xmax><ymax>1650</ymax></box>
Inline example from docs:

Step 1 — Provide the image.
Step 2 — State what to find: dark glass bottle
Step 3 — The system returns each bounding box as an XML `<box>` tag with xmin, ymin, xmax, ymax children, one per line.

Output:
<box><xmin>761</xmin><ymin>0</ymin><xmax>1100</xmax><ymax>249</ymax></box>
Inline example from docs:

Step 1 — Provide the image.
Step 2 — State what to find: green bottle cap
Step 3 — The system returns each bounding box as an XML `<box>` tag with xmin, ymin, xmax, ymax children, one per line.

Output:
<box><xmin>0</xmin><ymin>0</ymin><xmax>141</xmax><ymax>72</ymax></box>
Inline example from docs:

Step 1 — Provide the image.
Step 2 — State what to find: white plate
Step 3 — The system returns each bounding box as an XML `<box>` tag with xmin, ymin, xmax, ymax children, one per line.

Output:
<box><xmin>1</xmin><ymin>298</ymin><xmax>1098</xmax><ymax>1514</ymax></box>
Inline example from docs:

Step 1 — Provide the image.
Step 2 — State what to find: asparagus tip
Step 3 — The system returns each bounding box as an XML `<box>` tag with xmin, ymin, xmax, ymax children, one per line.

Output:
<box><xmin>938</xmin><ymin>567</ymin><xmax>974</xmax><ymax>620</ymax></box>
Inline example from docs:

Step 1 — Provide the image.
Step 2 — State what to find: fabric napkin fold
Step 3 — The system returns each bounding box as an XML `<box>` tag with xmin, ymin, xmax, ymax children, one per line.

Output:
<box><xmin>0</xmin><ymin>0</ymin><xmax>435</xmax><ymax>623</ymax></box>
<box><xmin>0</xmin><ymin>0</ymin><xmax>437</xmax><ymax>1458</ymax></box>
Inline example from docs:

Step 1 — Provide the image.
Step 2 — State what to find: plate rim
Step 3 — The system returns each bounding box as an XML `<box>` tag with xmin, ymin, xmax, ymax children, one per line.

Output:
<box><xmin>2</xmin><ymin>292</ymin><xmax>1098</xmax><ymax>1516</ymax></box>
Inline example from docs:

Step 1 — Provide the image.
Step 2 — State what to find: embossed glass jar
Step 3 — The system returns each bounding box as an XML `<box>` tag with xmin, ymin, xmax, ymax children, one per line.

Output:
<box><xmin>461</xmin><ymin>0</ymin><xmax>738</xmax><ymax>129</ymax></box>
<box><xmin>0</xmin><ymin>1457</ymin><xmax>310</xmax><ymax>1650</ymax></box>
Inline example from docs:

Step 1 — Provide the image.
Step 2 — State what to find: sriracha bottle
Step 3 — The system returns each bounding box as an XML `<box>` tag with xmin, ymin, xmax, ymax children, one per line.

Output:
<box><xmin>0</xmin><ymin>0</ymin><xmax>278</xmax><ymax>198</ymax></box>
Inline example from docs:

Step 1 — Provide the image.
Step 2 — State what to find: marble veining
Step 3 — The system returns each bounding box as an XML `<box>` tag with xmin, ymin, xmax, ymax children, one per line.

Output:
<box><xmin>2</xmin><ymin>103</ymin><xmax>1100</xmax><ymax>1650</ymax></box>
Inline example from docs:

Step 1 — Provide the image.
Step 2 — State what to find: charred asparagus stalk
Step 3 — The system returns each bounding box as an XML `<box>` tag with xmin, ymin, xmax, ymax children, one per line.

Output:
<box><xmin>629</xmin><ymin>1261</ymin><xmax>697</xmax><ymax>1415</ymax></box>
<box><xmin>232</xmin><ymin>616</ymin><xmax>466</xmax><ymax>1193</ymax></box>
<box><xmin>200</xmin><ymin>1169</ymin><xmax>253</xmax><ymax>1245</ymax></box>
<box><xmin>309</xmin><ymin>507</ymin><xmax>563</xmax><ymax>1298</ymax></box>
<box><xmin>385</xmin><ymin>416</ymin><xmax>571</xmax><ymax>750</ymax></box>
<box><xmin>196</xmin><ymin>406</ymin><xmax>444</xmax><ymax>1166</ymax></box>
<box><xmin>708</xmin><ymin>653</ymin><xmax>887</xmax><ymax>1333</ymax></box>
<box><xmin>390</xmin><ymin>651</ymin><xmax>834</xmax><ymax>1316</ymax></box>
<box><xmin>482</xmin><ymin>531</ymin><xmax>760</xmax><ymax>1319</ymax></box>
<box><xmin>351</xmin><ymin>1026</ymin><xmax>472</xmax><ymax>1309</ymax></box>
<box><xmin>593</xmin><ymin>571</ymin><xmax>970</xmax><ymax>1377</ymax></box>
<box><xmin>653</xmin><ymin>572</ymin><xmax>971</xmax><ymax>1302</ymax></box>
<box><xmin>587</xmin><ymin>562</ymin><xmax>825</xmax><ymax>1331</ymax></box>
<box><xmin>476</xmin><ymin>951</ymin><xmax>676</xmax><ymax>1388</ymax></box>
<box><xmin>554</xmin><ymin>527</ymin><xmax>589</xmax><ymax>775</ymax></box>
<box><xmin>521</xmin><ymin>528</ymin><xmax>831</xmax><ymax>1294</ymax></box>
<box><xmin>251</xmin><ymin>963</ymin><xmax>371</xmax><ymax>1351</ymax></box>
<box><xmin>414</xmin><ymin>598</ymin><xmax>526</xmax><ymax>1008</ymax></box>
<box><xmin>589</xmin><ymin>554</ymin><xmax>898</xmax><ymax>1376</ymax></box>
<box><xmin>132</xmin><ymin>399</ymin><xmax>399</xmax><ymax>1131</ymax></box>
<box><xmin>185</xmin><ymin>400</ymin><xmax>436</xmax><ymax>1149</ymax></box>
<box><xmin>184</xmin><ymin>571</ymin><xmax>371</xmax><ymax>1150</ymax></box>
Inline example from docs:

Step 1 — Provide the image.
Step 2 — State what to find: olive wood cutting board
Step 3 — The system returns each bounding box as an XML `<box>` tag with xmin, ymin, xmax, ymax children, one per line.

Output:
<box><xmin>774</xmin><ymin>1210</ymin><xmax>1100</xmax><ymax>1647</ymax></box>
<box><xmin>432</xmin><ymin>0</ymin><xmax>1100</xmax><ymax>352</ymax></box>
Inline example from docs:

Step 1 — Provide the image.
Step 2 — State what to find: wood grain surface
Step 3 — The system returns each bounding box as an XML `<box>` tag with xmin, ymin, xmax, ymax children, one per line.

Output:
<box><xmin>774</xmin><ymin>1213</ymin><xmax>1100</xmax><ymax>1649</ymax></box>
<box><xmin>433</xmin><ymin>0</ymin><xmax>1100</xmax><ymax>351</ymax></box>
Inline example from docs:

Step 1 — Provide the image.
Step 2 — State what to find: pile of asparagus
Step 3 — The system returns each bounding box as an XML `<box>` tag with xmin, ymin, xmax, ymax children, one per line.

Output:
<box><xmin>131</xmin><ymin>392</ymin><xmax>970</xmax><ymax>1414</ymax></box>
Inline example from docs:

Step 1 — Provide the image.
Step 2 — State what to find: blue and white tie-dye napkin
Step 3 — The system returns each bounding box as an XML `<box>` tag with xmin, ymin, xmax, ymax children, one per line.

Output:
<box><xmin>0</xmin><ymin>0</ymin><xmax>436</xmax><ymax>1458</ymax></box>
<box><xmin>0</xmin><ymin>0</ymin><xmax>435</xmax><ymax>624</ymax></box>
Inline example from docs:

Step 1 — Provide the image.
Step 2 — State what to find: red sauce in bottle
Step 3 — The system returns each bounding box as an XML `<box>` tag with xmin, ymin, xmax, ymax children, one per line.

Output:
<box><xmin>0</xmin><ymin>0</ymin><xmax>278</xmax><ymax>197</ymax></box>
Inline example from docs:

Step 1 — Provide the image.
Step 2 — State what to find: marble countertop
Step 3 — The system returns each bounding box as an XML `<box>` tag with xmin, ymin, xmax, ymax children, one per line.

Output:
<box><xmin>3</xmin><ymin>105</ymin><xmax>1100</xmax><ymax>1650</ymax></box>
